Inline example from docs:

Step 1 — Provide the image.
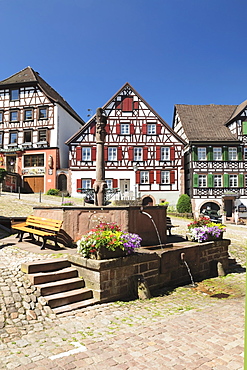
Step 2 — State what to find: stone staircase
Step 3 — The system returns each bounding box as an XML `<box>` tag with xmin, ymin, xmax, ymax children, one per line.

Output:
<box><xmin>21</xmin><ymin>258</ymin><xmax>97</xmax><ymax>314</ymax></box>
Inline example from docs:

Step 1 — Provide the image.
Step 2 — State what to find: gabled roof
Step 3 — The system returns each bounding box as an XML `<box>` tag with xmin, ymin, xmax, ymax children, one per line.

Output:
<box><xmin>66</xmin><ymin>82</ymin><xmax>186</xmax><ymax>145</ymax></box>
<box><xmin>174</xmin><ymin>104</ymin><xmax>238</xmax><ymax>142</ymax></box>
<box><xmin>0</xmin><ymin>67</ymin><xmax>85</xmax><ymax>125</ymax></box>
<box><xmin>225</xmin><ymin>99</ymin><xmax>247</xmax><ymax>125</ymax></box>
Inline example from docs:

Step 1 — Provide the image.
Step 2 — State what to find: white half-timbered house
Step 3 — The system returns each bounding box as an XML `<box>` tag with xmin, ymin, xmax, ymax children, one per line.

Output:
<box><xmin>173</xmin><ymin>103</ymin><xmax>247</xmax><ymax>221</ymax></box>
<box><xmin>66</xmin><ymin>83</ymin><xmax>185</xmax><ymax>206</ymax></box>
<box><xmin>0</xmin><ymin>67</ymin><xmax>84</xmax><ymax>193</ymax></box>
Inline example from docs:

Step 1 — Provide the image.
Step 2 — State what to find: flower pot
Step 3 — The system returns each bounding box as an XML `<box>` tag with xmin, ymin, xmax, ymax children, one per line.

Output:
<box><xmin>90</xmin><ymin>246</ymin><xmax>127</xmax><ymax>260</ymax></box>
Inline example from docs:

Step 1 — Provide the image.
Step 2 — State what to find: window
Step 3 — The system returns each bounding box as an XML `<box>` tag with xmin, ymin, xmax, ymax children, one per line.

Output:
<box><xmin>106</xmin><ymin>179</ymin><xmax>112</xmax><ymax>188</ymax></box>
<box><xmin>134</xmin><ymin>147</ymin><xmax>142</xmax><ymax>161</ymax></box>
<box><xmin>229</xmin><ymin>174</ymin><xmax>238</xmax><ymax>187</ymax></box>
<box><xmin>10</xmin><ymin>111</ymin><xmax>18</xmax><ymax>122</ymax></box>
<box><xmin>24</xmin><ymin>154</ymin><xmax>44</xmax><ymax>167</ymax></box>
<box><xmin>24</xmin><ymin>109</ymin><xmax>33</xmax><ymax>121</ymax></box>
<box><xmin>0</xmin><ymin>132</ymin><xmax>3</xmax><ymax>147</ymax></box>
<box><xmin>244</xmin><ymin>148</ymin><xmax>247</xmax><ymax>160</ymax></box>
<box><xmin>245</xmin><ymin>175</ymin><xmax>247</xmax><ymax>187</ymax></box>
<box><xmin>161</xmin><ymin>171</ymin><xmax>170</xmax><ymax>184</ymax></box>
<box><xmin>38</xmin><ymin>129</ymin><xmax>47</xmax><ymax>142</ymax></box>
<box><xmin>198</xmin><ymin>175</ymin><xmax>207</xmax><ymax>187</ymax></box>
<box><xmin>82</xmin><ymin>179</ymin><xmax>91</xmax><ymax>189</ymax></box>
<box><xmin>147</xmin><ymin>124</ymin><xmax>156</xmax><ymax>135</ymax></box>
<box><xmin>161</xmin><ymin>147</ymin><xmax>170</xmax><ymax>161</ymax></box>
<box><xmin>140</xmin><ymin>171</ymin><xmax>149</xmax><ymax>184</ymax></box>
<box><xmin>229</xmin><ymin>147</ymin><xmax>237</xmax><ymax>160</ymax></box>
<box><xmin>213</xmin><ymin>147</ymin><xmax>222</xmax><ymax>161</ymax></box>
<box><xmin>23</xmin><ymin>130</ymin><xmax>32</xmax><ymax>143</ymax></box>
<box><xmin>120</xmin><ymin>124</ymin><xmax>130</xmax><ymax>135</ymax></box>
<box><xmin>39</xmin><ymin>107</ymin><xmax>48</xmax><ymax>119</ymax></box>
<box><xmin>108</xmin><ymin>147</ymin><xmax>117</xmax><ymax>161</ymax></box>
<box><xmin>198</xmin><ymin>147</ymin><xmax>206</xmax><ymax>161</ymax></box>
<box><xmin>9</xmin><ymin>132</ymin><xmax>17</xmax><ymax>144</ymax></box>
<box><xmin>82</xmin><ymin>147</ymin><xmax>91</xmax><ymax>161</ymax></box>
<box><xmin>214</xmin><ymin>175</ymin><xmax>222</xmax><ymax>187</ymax></box>
<box><xmin>0</xmin><ymin>112</ymin><xmax>3</xmax><ymax>123</ymax></box>
<box><xmin>10</xmin><ymin>89</ymin><xmax>19</xmax><ymax>101</ymax></box>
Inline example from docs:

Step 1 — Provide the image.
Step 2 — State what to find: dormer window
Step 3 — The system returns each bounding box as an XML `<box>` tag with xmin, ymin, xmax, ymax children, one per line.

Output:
<box><xmin>10</xmin><ymin>89</ymin><xmax>19</xmax><ymax>101</ymax></box>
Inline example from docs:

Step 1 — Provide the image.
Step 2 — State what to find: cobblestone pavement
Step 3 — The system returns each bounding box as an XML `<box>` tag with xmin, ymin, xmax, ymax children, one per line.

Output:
<box><xmin>0</xmin><ymin>219</ymin><xmax>245</xmax><ymax>369</ymax></box>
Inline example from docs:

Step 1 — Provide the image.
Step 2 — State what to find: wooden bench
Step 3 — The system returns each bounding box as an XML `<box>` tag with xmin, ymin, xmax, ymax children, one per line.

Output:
<box><xmin>166</xmin><ymin>217</ymin><xmax>178</xmax><ymax>236</ymax></box>
<box><xmin>12</xmin><ymin>216</ymin><xmax>63</xmax><ymax>249</ymax></box>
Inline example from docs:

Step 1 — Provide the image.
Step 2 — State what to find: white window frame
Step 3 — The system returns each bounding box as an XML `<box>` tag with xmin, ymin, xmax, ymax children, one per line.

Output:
<box><xmin>134</xmin><ymin>147</ymin><xmax>142</xmax><ymax>161</ymax></box>
<box><xmin>147</xmin><ymin>124</ymin><xmax>156</xmax><ymax>135</ymax></box>
<box><xmin>108</xmin><ymin>147</ymin><xmax>117</xmax><ymax>161</ymax></box>
<box><xmin>198</xmin><ymin>175</ymin><xmax>207</xmax><ymax>187</ymax></box>
<box><xmin>161</xmin><ymin>147</ymin><xmax>170</xmax><ymax>161</ymax></box>
<box><xmin>161</xmin><ymin>171</ymin><xmax>170</xmax><ymax>184</ymax></box>
<box><xmin>198</xmin><ymin>147</ymin><xmax>207</xmax><ymax>161</ymax></box>
<box><xmin>229</xmin><ymin>147</ymin><xmax>237</xmax><ymax>160</ymax></box>
<box><xmin>213</xmin><ymin>147</ymin><xmax>222</xmax><ymax>161</ymax></box>
<box><xmin>244</xmin><ymin>148</ymin><xmax>247</xmax><ymax>160</ymax></box>
<box><xmin>82</xmin><ymin>147</ymin><xmax>91</xmax><ymax>161</ymax></box>
<box><xmin>214</xmin><ymin>175</ymin><xmax>222</xmax><ymax>187</ymax></box>
<box><xmin>229</xmin><ymin>174</ymin><xmax>238</xmax><ymax>187</ymax></box>
<box><xmin>120</xmin><ymin>123</ymin><xmax>130</xmax><ymax>135</ymax></box>
<box><xmin>140</xmin><ymin>171</ymin><xmax>149</xmax><ymax>184</ymax></box>
<box><xmin>82</xmin><ymin>179</ymin><xmax>91</xmax><ymax>189</ymax></box>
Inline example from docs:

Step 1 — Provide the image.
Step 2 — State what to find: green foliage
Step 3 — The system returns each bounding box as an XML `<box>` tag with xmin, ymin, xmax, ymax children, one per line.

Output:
<box><xmin>46</xmin><ymin>188</ymin><xmax>60</xmax><ymax>196</ymax></box>
<box><xmin>176</xmin><ymin>194</ymin><xmax>192</xmax><ymax>213</ymax></box>
<box><xmin>0</xmin><ymin>168</ymin><xmax>7</xmax><ymax>183</ymax></box>
<box><xmin>159</xmin><ymin>201</ymin><xmax>169</xmax><ymax>206</ymax></box>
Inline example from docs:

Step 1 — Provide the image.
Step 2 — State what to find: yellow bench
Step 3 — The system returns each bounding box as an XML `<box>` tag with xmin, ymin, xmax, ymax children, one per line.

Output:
<box><xmin>12</xmin><ymin>216</ymin><xmax>63</xmax><ymax>249</ymax></box>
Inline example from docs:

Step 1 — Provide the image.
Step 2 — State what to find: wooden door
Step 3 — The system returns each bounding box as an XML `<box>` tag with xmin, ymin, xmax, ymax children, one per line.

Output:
<box><xmin>24</xmin><ymin>176</ymin><xmax>44</xmax><ymax>193</ymax></box>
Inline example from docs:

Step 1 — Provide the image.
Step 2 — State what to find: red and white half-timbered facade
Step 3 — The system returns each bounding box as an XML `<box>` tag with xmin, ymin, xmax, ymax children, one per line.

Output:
<box><xmin>0</xmin><ymin>67</ymin><xmax>84</xmax><ymax>193</ymax></box>
<box><xmin>66</xmin><ymin>83</ymin><xmax>185</xmax><ymax>206</ymax></box>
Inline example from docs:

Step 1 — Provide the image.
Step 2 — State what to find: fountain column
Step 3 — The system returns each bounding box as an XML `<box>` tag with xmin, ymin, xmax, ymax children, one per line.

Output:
<box><xmin>93</xmin><ymin>108</ymin><xmax>108</xmax><ymax>206</ymax></box>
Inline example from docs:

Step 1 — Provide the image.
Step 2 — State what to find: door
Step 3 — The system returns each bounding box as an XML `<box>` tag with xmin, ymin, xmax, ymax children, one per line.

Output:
<box><xmin>120</xmin><ymin>179</ymin><xmax>130</xmax><ymax>194</ymax></box>
<box><xmin>224</xmin><ymin>199</ymin><xmax>233</xmax><ymax>218</ymax></box>
<box><xmin>24</xmin><ymin>176</ymin><xmax>44</xmax><ymax>193</ymax></box>
<box><xmin>58</xmin><ymin>174</ymin><xmax>67</xmax><ymax>192</ymax></box>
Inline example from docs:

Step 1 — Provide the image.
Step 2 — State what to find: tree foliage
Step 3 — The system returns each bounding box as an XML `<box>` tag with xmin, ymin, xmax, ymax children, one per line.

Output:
<box><xmin>176</xmin><ymin>194</ymin><xmax>192</xmax><ymax>213</ymax></box>
<box><xmin>0</xmin><ymin>168</ymin><xmax>7</xmax><ymax>184</ymax></box>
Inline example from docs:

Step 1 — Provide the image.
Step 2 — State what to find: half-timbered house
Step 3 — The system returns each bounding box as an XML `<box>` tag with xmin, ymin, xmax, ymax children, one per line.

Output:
<box><xmin>66</xmin><ymin>83</ymin><xmax>185</xmax><ymax>206</ymax></box>
<box><xmin>173</xmin><ymin>103</ymin><xmax>247</xmax><ymax>221</ymax></box>
<box><xmin>0</xmin><ymin>67</ymin><xmax>84</xmax><ymax>193</ymax></box>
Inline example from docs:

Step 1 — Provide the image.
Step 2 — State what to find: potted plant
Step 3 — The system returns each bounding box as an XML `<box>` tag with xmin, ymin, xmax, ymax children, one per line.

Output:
<box><xmin>186</xmin><ymin>217</ymin><xmax>226</xmax><ymax>243</ymax></box>
<box><xmin>76</xmin><ymin>222</ymin><xmax>142</xmax><ymax>259</ymax></box>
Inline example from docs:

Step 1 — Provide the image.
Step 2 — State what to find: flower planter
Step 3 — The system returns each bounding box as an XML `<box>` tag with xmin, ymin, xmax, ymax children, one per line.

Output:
<box><xmin>90</xmin><ymin>246</ymin><xmax>127</xmax><ymax>260</ymax></box>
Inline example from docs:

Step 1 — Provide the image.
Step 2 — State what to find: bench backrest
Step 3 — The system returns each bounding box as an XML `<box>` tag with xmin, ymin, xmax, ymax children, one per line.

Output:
<box><xmin>26</xmin><ymin>216</ymin><xmax>63</xmax><ymax>232</ymax></box>
<box><xmin>166</xmin><ymin>217</ymin><xmax>172</xmax><ymax>225</ymax></box>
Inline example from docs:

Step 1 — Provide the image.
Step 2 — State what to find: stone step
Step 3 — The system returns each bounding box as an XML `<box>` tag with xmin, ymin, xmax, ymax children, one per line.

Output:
<box><xmin>21</xmin><ymin>258</ymin><xmax>70</xmax><ymax>274</ymax></box>
<box><xmin>28</xmin><ymin>267</ymin><xmax>78</xmax><ymax>285</ymax></box>
<box><xmin>45</xmin><ymin>288</ymin><xmax>93</xmax><ymax>308</ymax></box>
<box><xmin>53</xmin><ymin>298</ymin><xmax>98</xmax><ymax>314</ymax></box>
<box><xmin>37</xmin><ymin>277</ymin><xmax>85</xmax><ymax>296</ymax></box>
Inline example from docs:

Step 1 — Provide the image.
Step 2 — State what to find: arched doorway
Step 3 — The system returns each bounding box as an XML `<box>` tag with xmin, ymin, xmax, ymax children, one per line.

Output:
<box><xmin>58</xmin><ymin>174</ymin><xmax>67</xmax><ymax>192</ymax></box>
<box><xmin>142</xmin><ymin>196</ymin><xmax>153</xmax><ymax>206</ymax></box>
<box><xmin>200</xmin><ymin>201</ymin><xmax>220</xmax><ymax>213</ymax></box>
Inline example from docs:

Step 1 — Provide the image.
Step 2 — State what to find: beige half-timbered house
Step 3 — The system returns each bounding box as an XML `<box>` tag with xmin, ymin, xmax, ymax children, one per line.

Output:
<box><xmin>66</xmin><ymin>83</ymin><xmax>185</xmax><ymax>206</ymax></box>
<box><xmin>0</xmin><ymin>67</ymin><xmax>84</xmax><ymax>193</ymax></box>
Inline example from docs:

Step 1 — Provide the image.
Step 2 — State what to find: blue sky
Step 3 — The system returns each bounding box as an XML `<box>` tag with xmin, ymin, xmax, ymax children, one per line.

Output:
<box><xmin>1</xmin><ymin>0</ymin><xmax>246</xmax><ymax>124</ymax></box>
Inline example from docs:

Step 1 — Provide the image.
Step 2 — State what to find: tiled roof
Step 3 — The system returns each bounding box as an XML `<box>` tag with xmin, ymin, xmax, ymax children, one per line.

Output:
<box><xmin>0</xmin><ymin>67</ymin><xmax>85</xmax><ymax>125</ymax></box>
<box><xmin>225</xmin><ymin>100</ymin><xmax>247</xmax><ymax>125</ymax></box>
<box><xmin>175</xmin><ymin>104</ymin><xmax>238</xmax><ymax>142</ymax></box>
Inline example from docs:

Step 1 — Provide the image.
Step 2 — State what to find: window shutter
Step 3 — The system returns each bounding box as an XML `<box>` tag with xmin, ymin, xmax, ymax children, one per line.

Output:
<box><xmin>242</xmin><ymin>121</ymin><xmax>247</xmax><ymax>135</ymax></box>
<box><xmin>113</xmin><ymin>179</ymin><xmax>118</xmax><ymax>188</ymax></box>
<box><xmin>192</xmin><ymin>147</ymin><xmax>198</xmax><ymax>161</ymax></box>
<box><xmin>130</xmin><ymin>123</ymin><xmax>135</xmax><ymax>134</ymax></box>
<box><xmin>104</xmin><ymin>147</ymin><xmax>108</xmax><ymax>161</ymax></box>
<box><xmin>207</xmin><ymin>174</ymin><xmax>213</xmax><ymax>188</ymax></box>
<box><xmin>90</xmin><ymin>122</ymin><xmax>95</xmax><ymax>134</ymax></box>
<box><xmin>133</xmin><ymin>101</ymin><xmax>139</xmax><ymax>110</ymax></box>
<box><xmin>122</xmin><ymin>97</ymin><xmax>133</xmax><ymax>111</ymax></box>
<box><xmin>193</xmin><ymin>173</ymin><xmax>198</xmax><ymax>187</ymax></box>
<box><xmin>143</xmin><ymin>146</ymin><xmax>148</xmax><ymax>161</ymax></box>
<box><xmin>223</xmin><ymin>173</ymin><xmax>229</xmax><ymax>187</ymax></box>
<box><xmin>105</xmin><ymin>125</ymin><xmax>110</xmax><ymax>134</ymax></box>
<box><xmin>77</xmin><ymin>179</ymin><xmax>82</xmax><ymax>193</ymax></box>
<box><xmin>207</xmin><ymin>147</ymin><xmax>213</xmax><ymax>161</ymax></box>
<box><xmin>156</xmin><ymin>124</ymin><xmax>161</xmax><ymax>135</ymax></box>
<box><xmin>238</xmin><ymin>173</ymin><xmax>244</xmax><ymax>187</ymax></box>
<box><xmin>116</xmin><ymin>100</ymin><xmax>122</xmax><ymax>110</ymax></box>
<box><xmin>117</xmin><ymin>147</ymin><xmax>122</xmax><ymax>160</ymax></box>
<box><xmin>156</xmin><ymin>147</ymin><xmax>161</xmax><ymax>160</ymax></box>
<box><xmin>237</xmin><ymin>146</ymin><xmax>242</xmax><ymax>160</ymax></box>
<box><xmin>156</xmin><ymin>170</ymin><xmax>161</xmax><ymax>184</ymax></box>
<box><xmin>222</xmin><ymin>147</ymin><xmax>228</xmax><ymax>161</ymax></box>
<box><xmin>116</xmin><ymin>124</ymin><xmax>121</xmax><ymax>135</ymax></box>
<box><xmin>91</xmin><ymin>179</ymin><xmax>95</xmax><ymax>187</ymax></box>
<box><xmin>150</xmin><ymin>170</ymin><xmax>154</xmax><ymax>184</ymax></box>
<box><xmin>92</xmin><ymin>147</ymin><xmax>96</xmax><ymax>161</ymax></box>
<box><xmin>136</xmin><ymin>170</ymin><xmax>140</xmax><ymax>184</ymax></box>
<box><xmin>170</xmin><ymin>170</ymin><xmax>175</xmax><ymax>184</ymax></box>
<box><xmin>76</xmin><ymin>146</ymin><xmax>82</xmax><ymax>161</ymax></box>
<box><xmin>170</xmin><ymin>147</ymin><xmax>175</xmax><ymax>161</ymax></box>
<box><xmin>128</xmin><ymin>147</ymin><xmax>134</xmax><ymax>160</ymax></box>
<box><xmin>142</xmin><ymin>124</ymin><xmax>147</xmax><ymax>134</ymax></box>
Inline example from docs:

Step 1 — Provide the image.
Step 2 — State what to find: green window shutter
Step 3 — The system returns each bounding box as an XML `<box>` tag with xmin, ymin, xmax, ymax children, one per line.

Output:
<box><xmin>223</xmin><ymin>173</ymin><xmax>229</xmax><ymax>188</ymax></box>
<box><xmin>207</xmin><ymin>174</ymin><xmax>213</xmax><ymax>188</ymax></box>
<box><xmin>237</xmin><ymin>146</ymin><xmax>243</xmax><ymax>160</ymax></box>
<box><xmin>242</xmin><ymin>121</ymin><xmax>247</xmax><ymax>135</ymax></box>
<box><xmin>207</xmin><ymin>147</ymin><xmax>213</xmax><ymax>161</ymax></box>
<box><xmin>193</xmin><ymin>173</ymin><xmax>198</xmax><ymax>188</ymax></box>
<box><xmin>192</xmin><ymin>147</ymin><xmax>198</xmax><ymax>161</ymax></box>
<box><xmin>238</xmin><ymin>173</ymin><xmax>244</xmax><ymax>187</ymax></box>
<box><xmin>222</xmin><ymin>147</ymin><xmax>228</xmax><ymax>161</ymax></box>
